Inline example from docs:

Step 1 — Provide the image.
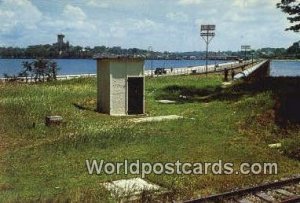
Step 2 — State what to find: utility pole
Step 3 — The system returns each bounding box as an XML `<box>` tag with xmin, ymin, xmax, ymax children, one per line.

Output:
<box><xmin>200</xmin><ymin>24</ymin><xmax>216</xmax><ymax>74</ymax></box>
<box><xmin>241</xmin><ymin>45</ymin><xmax>251</xmax><ymax>61</ymax></box>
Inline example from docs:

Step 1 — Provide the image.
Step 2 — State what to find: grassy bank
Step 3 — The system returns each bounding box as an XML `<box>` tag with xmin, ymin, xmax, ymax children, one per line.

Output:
<box><xmin>0</xmin><ymin>74</ymin><xmax>299</xmax><ymax>202</ymax></box>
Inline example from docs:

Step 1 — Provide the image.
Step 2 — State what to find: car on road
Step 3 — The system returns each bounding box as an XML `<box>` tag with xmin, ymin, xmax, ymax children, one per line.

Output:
<box><xmin>154</xmin><ymin>68</ymin><xmax>167</xmax><ymax>75</ymax></box>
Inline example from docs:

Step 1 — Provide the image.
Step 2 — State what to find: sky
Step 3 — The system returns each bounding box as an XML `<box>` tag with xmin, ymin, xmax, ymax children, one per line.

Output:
<box><xmin>0</xmin><ymin>0</ymin><xmax>299</xmax><ymax>52</ymax></box>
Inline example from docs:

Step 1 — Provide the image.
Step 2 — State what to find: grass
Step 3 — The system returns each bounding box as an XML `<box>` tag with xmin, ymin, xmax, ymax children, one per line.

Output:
<box><xmin>0</xmin><ymin>74</ymin><xmax>299</xmax><ymax>202</ymax></box>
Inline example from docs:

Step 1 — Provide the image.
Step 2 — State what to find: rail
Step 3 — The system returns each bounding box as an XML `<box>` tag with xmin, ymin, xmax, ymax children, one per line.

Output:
<box><xmin>184</xmin><ymin>175</ymin><xmax>300</xmax><ymax>203</ymax></box>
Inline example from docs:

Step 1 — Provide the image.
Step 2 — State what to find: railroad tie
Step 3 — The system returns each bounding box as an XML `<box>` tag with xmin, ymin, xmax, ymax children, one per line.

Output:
<box><xmin>276</xmin><ymin>189</ymin><xmax>295</xmax><ymax>196</ymax></box>
<box><xmin>280</xmin><ymin>195</ymin><xmax>300</xmax><ymax>203</ymax></box>
<box><xmin>255</xmin><ymin>192</ymin><xmax>276</xmax><ymax>202</ymax></box>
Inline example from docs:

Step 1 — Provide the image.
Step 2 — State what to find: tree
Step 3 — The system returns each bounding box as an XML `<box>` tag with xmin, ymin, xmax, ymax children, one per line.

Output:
<box><xmin>277</xmin><ymin>0</ymin><xmax>300</xmax><ymax>32</ymax></box>
<box><xmin>48</xmin><ymin>61</ymin><xmax>59</xmax><ymax>81</ymax></box>
<box><xmin>287</xmin><ymin>41</ymin><xmax>300</xmax><ymax>54</ymax></box>
<box><xmin>33</xmin><ymin>59</ymin><xmax>47</xmax><ymax>82</ymax></box>
<box><xmin>21</xmin><ymin>61</ymin><xmax>33</xmax><ymax>83</ymax></box>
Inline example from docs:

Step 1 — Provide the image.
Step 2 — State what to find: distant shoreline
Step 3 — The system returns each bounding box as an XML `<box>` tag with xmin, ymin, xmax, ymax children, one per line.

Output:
<box><xmin>0</xmin><ymin>57</ymin><xmax>299</xmax><ymax>61</ymax></box>
<box><xmin>271</xmin><ymin>59</ymin><xmax>300</xmax><ymax>61</ymax></box>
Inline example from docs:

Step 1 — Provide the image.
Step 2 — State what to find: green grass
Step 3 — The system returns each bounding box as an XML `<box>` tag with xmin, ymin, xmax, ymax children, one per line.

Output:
<box><xmin>0</xmin><ymin>74</ymin><xmax>299</xmax><ymax>202</ymax></box>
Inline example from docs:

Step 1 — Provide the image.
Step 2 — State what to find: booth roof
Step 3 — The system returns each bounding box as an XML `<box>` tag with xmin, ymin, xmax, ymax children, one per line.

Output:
<box><xmin>94</xmin><ymin>55</ymin><xmax>144</xmax><ymax>61</ymax></box>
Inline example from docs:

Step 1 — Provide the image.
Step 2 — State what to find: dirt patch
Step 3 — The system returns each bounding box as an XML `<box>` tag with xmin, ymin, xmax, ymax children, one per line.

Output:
<box><xmin>256</xmin><ymin>109</ymin><xmax>276</xmax><ymax>126</ymax></box>
<box><xmin>0</xmin><ymin>183</ymin><xmax>14</xmax><ymax>191</ymax></box>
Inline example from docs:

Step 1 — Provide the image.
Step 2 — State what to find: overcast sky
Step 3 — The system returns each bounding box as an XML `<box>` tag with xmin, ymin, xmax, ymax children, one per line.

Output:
<box><xmin>0</xmin><ymin>0</ymin><xmax>299</xmax><ymax>52</ymax></box>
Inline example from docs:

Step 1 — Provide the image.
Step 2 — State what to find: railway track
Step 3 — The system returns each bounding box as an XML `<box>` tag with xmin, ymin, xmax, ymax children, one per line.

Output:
<box><xmin>184</xmin><ymin>175</ymin><xmax>300</xmax><ymax>203</ymax></box>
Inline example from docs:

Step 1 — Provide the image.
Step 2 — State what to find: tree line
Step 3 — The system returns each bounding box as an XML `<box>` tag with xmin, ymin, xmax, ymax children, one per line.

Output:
<box><xmin>0</xmin><ymin>45</ymin><xmax>151</xmax><ymax>59</ymax></box>
<box><xmin>0</xmin><ymin>43</ymin><xmax>299</xmax><ymax>60</ymax></box>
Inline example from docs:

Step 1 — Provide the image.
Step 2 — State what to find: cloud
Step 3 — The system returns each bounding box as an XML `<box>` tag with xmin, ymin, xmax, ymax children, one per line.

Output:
<box><xmin>195</xmin><ymin>18</ymin><xmax>218</xmax><ymax>27</ymax></box>
<box><xmin>63</xmin><ymin>4</ymin><xmax>86</xmax><ymax>21</ymax></box>
<box><xmin>232</xmin><ymin>0</ymin><xmax>247</xmax><ymax>8</ymax></box>
<box><xmin>130</xmin><ymin>19</ymin><xmax>162</xmax><ymax>32</ymax></box>
<box><xmin>166</xmin><ymin>12</ymin><xmax>188</xmax><ymax>22</ymax></box>
<box><xmin>43</xmin><ymin>4</ymin><xmax>95</xmax><ymax>33</ymax></box>
<box><xmin>223</xmin><ymin>12</ymin><xmax>256</xmax><ymax>23</ymax></box>
<box><xmin>0</xmin><ymin>0</ymin><xmax>42</xmax><ymax>33</ymax></box>
<box><xmin>86</xmin><ymin>0</ymin><xmax>109</xmax><ymax>8</ymax></box>
<box><xmin>0</xmin><ymin>0</ymin><xmax>298</xmax><ymax>51</ymax></box>
<box><xmin>233</xmin><ymin>0</ymin><xmax>268</xmax><ymax>8</ymax></box>
<box><xmin>232</xmin><ymin>0</ymin><xmax>278</xmax><ymax>9</ymax></box>
<box><xmin>178</xmin><ymin>0</ymin><xmax>202</xmax><ymax>5</ymax></box>
<box><xmin>109</xmin><ymin>18</ymin><xmax>162</xmax><ymax>39</ymax></box>
<box><xmin>0</xmin><ymin>10</ymin><xmax>15</xmax><ymax>32</ymax></box>
<box><xmin>40</xmin><ymin>5</ymin><xmax>99</xmax><ymax>46</ymax></box>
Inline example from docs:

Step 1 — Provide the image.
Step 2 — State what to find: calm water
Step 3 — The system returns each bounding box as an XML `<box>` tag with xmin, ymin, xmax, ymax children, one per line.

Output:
<box><xmin>0</xmin><ymin>59</ymin><xmax>230</xmax><ymax>75</ymax></box>
<box><xmin>0</xmin><ymin>59</ymin><xmax>299</xmax><ymax>77</ymax></box>
<box><xmin>270</xmin><ymin>60</ymin><xmax>300</xmax><ymax>77</ymax></box>
<box><xmin>0</xmin><ymin>59</ymin><xmax>95</xmax><ymax>75</ymax></box>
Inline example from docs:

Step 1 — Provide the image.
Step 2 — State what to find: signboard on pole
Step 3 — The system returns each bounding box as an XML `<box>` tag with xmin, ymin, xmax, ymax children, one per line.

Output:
<box><xmin>241</xmin><ymin>45</ymin><xmax>251</xmax><ymax>50</ymax></box>
<box><xmin>201</xmin><ymin>25</ymin><xmax>216</xmax><ymax>31</ymax></box>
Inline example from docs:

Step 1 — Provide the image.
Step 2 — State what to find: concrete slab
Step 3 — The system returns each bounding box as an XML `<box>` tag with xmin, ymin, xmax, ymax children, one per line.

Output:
<box><xmin>157</xmin><ymin>100</ymin><xmax>176</xmax><ymax>104</ymax></box>
<box><xmin>45</xmin><ymin>115</ymin><xmax>63</xmax><ymax>126</ymax></box>
<box><xmin>268</xmin><ymin>143</ymin><xmax>282</xmax><ymax>148</ymax></box>
<box><xmin>131</xmin><ymin>115</ymin><xmax>183</xmax><ymax>123</ymax></box>
<box><xmin>102</xmin><ymin>178</ymin><xmax>162</xmax><ymax>199</ymax></box>
<box><xmin>222</xmin><ymin>82</ymin><xmax>232</xmax><ymax>87</ymax></box>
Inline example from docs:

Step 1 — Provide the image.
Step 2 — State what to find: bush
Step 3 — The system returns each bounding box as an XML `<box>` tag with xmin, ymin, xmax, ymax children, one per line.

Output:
<box><xmin>282</xmin><ymin>138</ymin><xmax>300</xmax><ymax>161</ymax></box>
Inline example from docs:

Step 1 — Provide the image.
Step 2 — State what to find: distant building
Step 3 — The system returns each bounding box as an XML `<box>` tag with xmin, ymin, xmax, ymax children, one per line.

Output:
<box><xmin>57</xmin><ymin>34</ymin><xmax>64</xmax><ymax>50</ymax></box>
<box><xmin>53</xmin><ymin>34</ymin><xmax>69</xmax><ymax>53</ymax></box>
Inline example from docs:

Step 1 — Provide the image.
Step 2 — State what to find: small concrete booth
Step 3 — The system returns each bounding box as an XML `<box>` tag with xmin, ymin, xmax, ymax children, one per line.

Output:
<box><xmin>96</xmin><ymin>56</ymin><xmax>145</xmax><ymax>116</ymax></box>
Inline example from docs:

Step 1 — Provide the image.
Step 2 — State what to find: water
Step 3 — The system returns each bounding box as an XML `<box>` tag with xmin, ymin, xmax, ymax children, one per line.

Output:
<box><xmin>0</xmin><ymin>59</ymin><xmax>96</xmax><ymax>76</ymax></box>
<box><xmin>270</xmin><ymin>60</ymin><xmax>300</xmax><ymax>77</ymax></box>
<box><xmin>0</xmin><ymin>59</ymin><xmax>299</xmax><ymax>77</ymax></box>
<box><xmin>0</xmin><ymin>59</ymin><xmax>228</xmax><ymax>76</ymax></box>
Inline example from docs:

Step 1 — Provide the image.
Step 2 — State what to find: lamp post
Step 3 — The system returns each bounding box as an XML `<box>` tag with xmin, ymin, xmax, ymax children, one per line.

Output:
<box><xmin>148</xmin><ymin>46</ymin><xmax>153</xmax><ymax>77</ymax></box>
<box><xmin>200</xmin><ymin>24</ymin><xmax>216</xmax><ymax>74</ymax></box>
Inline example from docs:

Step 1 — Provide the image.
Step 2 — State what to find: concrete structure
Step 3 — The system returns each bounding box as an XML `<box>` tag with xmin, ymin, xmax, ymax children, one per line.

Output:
<box><xmin>96</xmin><ymin>56</ymin><xmax>145</xmax><ymax>116</ymax></box>
<box><xmin>234</xmin><ymin>60</ymin><xmax>270</xmax><ymax>81</ymax></box>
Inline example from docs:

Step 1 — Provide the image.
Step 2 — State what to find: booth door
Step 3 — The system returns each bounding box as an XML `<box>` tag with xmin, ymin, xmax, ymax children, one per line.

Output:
<box><xmin>128</xmin><ymin>77</ymin><xmax>144</xmax><ymax>114</ymax></box>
